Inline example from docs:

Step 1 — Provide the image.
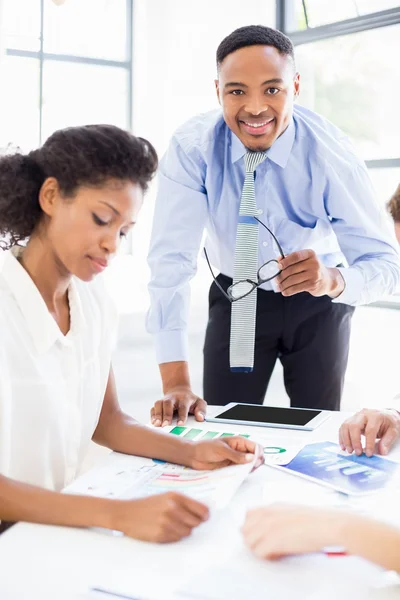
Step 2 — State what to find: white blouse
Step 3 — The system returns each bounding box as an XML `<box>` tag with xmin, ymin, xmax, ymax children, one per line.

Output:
<box><xmin>0</xmin><ymin>248</ymin><xmax>118</xmax><ymax>491</ymax></box>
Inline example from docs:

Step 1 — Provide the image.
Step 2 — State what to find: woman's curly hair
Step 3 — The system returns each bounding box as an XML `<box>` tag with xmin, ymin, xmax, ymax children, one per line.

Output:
<box><xmin>0</xmin><ymin>124</ymin><xmax>158</xmax><ymax>249</ymax></box>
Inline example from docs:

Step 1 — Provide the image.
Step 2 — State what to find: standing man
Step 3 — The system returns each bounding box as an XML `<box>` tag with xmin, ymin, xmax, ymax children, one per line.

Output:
<box><xmin>147</xmin><ymin>25</ymin><xmax>400</xmax><ymax>426</ymax></box>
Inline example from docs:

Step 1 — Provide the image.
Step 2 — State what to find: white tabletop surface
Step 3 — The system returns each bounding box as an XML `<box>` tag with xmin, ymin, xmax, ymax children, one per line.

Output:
<box><xmin>1</xmin><ymin>408</ymin><xmax>400</xmax><ymax>600</ymax></box>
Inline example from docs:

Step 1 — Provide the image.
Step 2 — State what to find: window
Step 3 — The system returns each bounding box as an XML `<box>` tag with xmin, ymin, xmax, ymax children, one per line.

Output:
<box><xmin>295</xmin><ymin>24</ymin><xmax>400</xmax><ymax>163</ymax></box>
<box><xmin>278</xmin><ymin>0</ymin><xmax>400</xmax><ymax>304</ymax></box>
<box><xmin>0</xmin><ymin>0</ymin><xmax>133</xmax><ymax>151</ymax></box>
<box><xmin>286</xmin><ymin>0</ymin><xmax>400</xmax><ymax>32</ymax></box>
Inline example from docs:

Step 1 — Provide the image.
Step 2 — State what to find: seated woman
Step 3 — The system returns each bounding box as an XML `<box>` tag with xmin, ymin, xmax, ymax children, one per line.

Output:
<box><xmin>0</xmin><ymin>124</ymin><xmax>263</xmax><ymax>543</ymax></box>
<box><xmin>243</xmin><ymin>407</ymin><xmax>400</xmax><ymax>570</ymax></box>
<box><xmin>242</xmin><ymin>504</ymin><xmax>400</xmax><ymax>572</ymax></box>
<box><xmin>242</xmin><ymin>182</ymin><xmax>400</xmax><ymax>569</ymax></box>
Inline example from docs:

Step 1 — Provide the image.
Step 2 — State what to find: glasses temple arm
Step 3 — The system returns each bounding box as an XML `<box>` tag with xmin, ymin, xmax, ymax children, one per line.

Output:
<box><xmin>203</xmin><ymin>248</ymin><xmax>231</xmax><ymax>302</ymax></box>
<box><xmin>254</xmin><ymin>216</ymin><xmax>285</xmax><ymax>258</ymax></box>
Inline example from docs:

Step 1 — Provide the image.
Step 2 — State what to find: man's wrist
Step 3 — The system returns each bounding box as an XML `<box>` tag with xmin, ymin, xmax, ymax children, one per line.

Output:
<box><xmin>328</xmin><ymin>267</ymin><xmax>345</xmax><ymax>299</ymax></box>
<box><xmin>163</xmin><ymin>384</ymin><xmax>192</xmax><ymax>396</ymax></box>
<box><xmin>159</xmin><ymin>361</ymin><xmax>191</xmax><ymax>395</ymax></box>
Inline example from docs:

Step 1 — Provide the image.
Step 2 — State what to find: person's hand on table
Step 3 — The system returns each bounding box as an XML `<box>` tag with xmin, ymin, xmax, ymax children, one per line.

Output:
<box><xmin>150</xmin><ymin>387</ymin><xmax>207</xmax><ymax>427</ymax></box>
<box><xmin>242</xmin><ymin>505</ymin><xmax>345</xmax><ymax>559</ymax></box>
<box><xmin>276</xmin><ymin>249</ymin><xmax>345</xmax><ymax>299</ymax></box>
<box><xmin>189</xmin><ymin>436</ymin><xmax>265</xmax><ymax>471</ymax></box>
<box><xmin>114</xmin><ymin>492</ymin><xmax>209</xmax><ymax>543</ymax></box>
<box><xmin>339</xmin><ymin>408</ymin><xmax>400</xmax><ymax>457</ymax></box>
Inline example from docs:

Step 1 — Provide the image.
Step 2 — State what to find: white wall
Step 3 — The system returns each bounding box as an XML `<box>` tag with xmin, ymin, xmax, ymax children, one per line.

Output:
<box><xmin>0</xmin><ymin>0</ymin><xmax>5</xmax><ymax>128</ymax></box>
<box><xmin>104</xmin><ymin>0</ymin><xmax>276</xmax><ymax>314</ymax></box>
<box><xmin>132</xmin><ymin>0</ymin><xmax>276</xmax><ymax>154</ymax></box>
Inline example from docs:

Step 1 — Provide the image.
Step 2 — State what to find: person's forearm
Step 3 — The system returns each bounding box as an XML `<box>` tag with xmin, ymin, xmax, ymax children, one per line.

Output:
<box><xmin>0</xmin><ymin>474</ymin><xmax>115</xmax><ymax>530</ymax></box>
<box><xmin>159</xmin><ymin>361</ymin><xmax>191</xmax><ymax>394</ymax></box>
<box><xmin>324</xmin><ymin>514</ymin><xmax>400</xmax><ymax>571</ymax></box>
<box><xmin>342</xmin><ymin>516</ymin><xmax>400</xmax><ymax>571</ymax></box>
<box><xmin>93</xmin><ymin>411</ymin><xmax>195</xmax><ymax>467</ymax></box>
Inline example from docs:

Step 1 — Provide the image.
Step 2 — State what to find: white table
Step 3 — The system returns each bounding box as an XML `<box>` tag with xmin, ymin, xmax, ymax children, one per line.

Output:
<box><xmin>1</xmin><ymin>409</ymin><xmax>400</xmax><ymax>600</ymax></box>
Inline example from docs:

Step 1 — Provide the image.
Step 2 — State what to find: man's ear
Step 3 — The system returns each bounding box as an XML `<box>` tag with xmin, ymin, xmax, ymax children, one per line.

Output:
<box><xmin>215</xmin><ymin>79</ymin><xmax>221</xmax><ymax>105</ymax></box>
<box><xmin>38</xmin><ymin>177</ymin><xmax>61</xmax><ymax>217</ymax></box>
<box><xmin>293</xmin><ymin>72</ymin><xmax>300</xmax><ymax>100</ymax></box>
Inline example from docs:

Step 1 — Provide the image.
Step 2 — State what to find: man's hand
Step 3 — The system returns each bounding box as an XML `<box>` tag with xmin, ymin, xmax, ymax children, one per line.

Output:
<box><xmin>150</xmin><ymin>387</ymin><xmax>207</xmax><ymax>427</ymax></box>
<box><xmin>339</xmin><ymin>408</ymin><xmax>400</xmax><ymax>457</ymax></box>
<box><xmin>277</xmin><ymin>250</ymin><xmax>345</xmax><ymax>298</ymax></box>
<box><xmin>190</xmin><ymin>436</ymin><xmax>265</xmax><ymax>471</ymax></box>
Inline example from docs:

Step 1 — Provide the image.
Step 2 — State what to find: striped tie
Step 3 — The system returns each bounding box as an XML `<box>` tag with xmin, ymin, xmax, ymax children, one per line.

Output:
<box><xmin>230</xmin><ymin>151</ymin><xmax>267</xmax><ymax>372</ymax></box>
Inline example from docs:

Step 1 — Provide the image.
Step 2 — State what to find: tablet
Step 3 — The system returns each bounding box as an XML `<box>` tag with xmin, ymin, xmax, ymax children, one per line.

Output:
<box><xmin>205</xmin><ymin>403</ymin><xmax>329</xmax><ymax>431</ymax></box>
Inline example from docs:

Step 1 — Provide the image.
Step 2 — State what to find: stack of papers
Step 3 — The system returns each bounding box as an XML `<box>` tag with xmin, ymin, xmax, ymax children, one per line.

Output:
<box><xmin>66</xmin><ymin>452</ymin><xmax>255</xmax><ymax>510</ymax></box>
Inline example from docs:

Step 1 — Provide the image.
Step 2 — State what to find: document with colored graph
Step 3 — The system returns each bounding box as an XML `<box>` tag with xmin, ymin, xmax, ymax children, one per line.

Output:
<box><xmin>279</xmin><ymin>441</ymin><xmax>400</xmax><ymax>495</ymax></box>
<box><xmin>65</xmin><ymin>451</ymin><xmax>255</xmax><ymax>510</ymax></box>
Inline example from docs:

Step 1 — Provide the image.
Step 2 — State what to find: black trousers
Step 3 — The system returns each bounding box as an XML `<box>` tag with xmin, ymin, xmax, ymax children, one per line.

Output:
<box><xmin>203</xmin><ymin>274</ymin><xmax>355</xmax><ymax>411</ymax></box>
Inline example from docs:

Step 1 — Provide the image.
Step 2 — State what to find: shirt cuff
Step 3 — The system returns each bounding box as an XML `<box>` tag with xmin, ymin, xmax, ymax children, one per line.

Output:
<box><xmin>154</xmin><ymin>330</ymin><xmax>189</xmax><ymax>364</ymax></box>
<box><xmin>331</xmin><ymin>267</ymin><xmax>364</xmax><ymax>306</ymax></box>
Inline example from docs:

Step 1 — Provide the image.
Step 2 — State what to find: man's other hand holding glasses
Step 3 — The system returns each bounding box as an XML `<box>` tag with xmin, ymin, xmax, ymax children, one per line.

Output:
<box><xmin>276</xmin><ymin>249</ymin><xmax>345</xmax><ymax>299</ymax></box>
<box><xmin>205</xmin><ymin>216</ymin><xmax>346</xmax><ymax>302</ymax></box>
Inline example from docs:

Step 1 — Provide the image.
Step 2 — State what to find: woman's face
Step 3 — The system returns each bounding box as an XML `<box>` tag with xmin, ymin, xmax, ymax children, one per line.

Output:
<box><xmin>39</xmin><ymin>178</ymin><xmax>143</xmax><ymax>281</ymax></box>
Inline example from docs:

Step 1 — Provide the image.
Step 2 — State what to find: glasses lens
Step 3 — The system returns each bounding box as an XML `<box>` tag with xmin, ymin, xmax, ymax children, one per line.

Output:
<box><xmin>230</xmin><ymin>280</ymin><xmax>254</xmax><ymax>299</ymax></box>
<box><xmin>258</xmin><ymin>260</ymin><xmax>281</xmax><ymax>281</ymax></box>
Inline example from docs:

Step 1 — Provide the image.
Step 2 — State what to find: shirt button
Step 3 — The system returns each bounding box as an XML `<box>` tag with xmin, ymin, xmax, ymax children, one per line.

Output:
<box><xmin>256</xmin><ymin>209</ymin><xmax>263</xmax><ymax>215</ymax></box>
<box><xmin>263</xmin><ymin>241</ymin><xmax>268</xmax><ymax>247</ymax></box>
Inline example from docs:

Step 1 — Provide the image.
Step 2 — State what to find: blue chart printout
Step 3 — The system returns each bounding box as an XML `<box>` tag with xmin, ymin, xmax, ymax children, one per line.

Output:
<box><xmin>281</xmin><ymin>441</ymin><xmax>399</xmax><ymax>495</ymax></box>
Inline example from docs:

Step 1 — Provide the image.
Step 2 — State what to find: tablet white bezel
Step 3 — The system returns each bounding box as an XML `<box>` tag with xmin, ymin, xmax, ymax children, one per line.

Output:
<box><xmin>205</xmin><ymin>403</ymin><xmax>330</xmax><ymax>431</ymax></box>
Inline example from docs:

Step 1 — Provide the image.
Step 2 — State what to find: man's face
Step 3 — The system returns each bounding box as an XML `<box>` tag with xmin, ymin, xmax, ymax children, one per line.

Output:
<box><xmin>215</xmin><ymin>45</ymin><xmax>300</xmax><ymax>152</ymax></box>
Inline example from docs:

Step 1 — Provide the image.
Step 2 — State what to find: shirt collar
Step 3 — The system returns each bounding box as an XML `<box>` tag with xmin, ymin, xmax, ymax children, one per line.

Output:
<box><xmin>0</xmin><ymin>247</ymin><xmax>86</xmax><ymax>355</ymax></box>
<box><xmin>230</xmin><ymin>116</ymin><xmax>295</xmax><ymax>168</ymax></box>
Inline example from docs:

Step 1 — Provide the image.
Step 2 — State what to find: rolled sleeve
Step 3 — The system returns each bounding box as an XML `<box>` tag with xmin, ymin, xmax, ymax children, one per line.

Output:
<box><xmin>332</xmin><ymin>266</ymin><xmax>364</xmax><ymax>305</ymax></box>
<box><xmin>154</xmin><ymin>329</ymin><xmax>190</xmax><ymax>364</ymax></box>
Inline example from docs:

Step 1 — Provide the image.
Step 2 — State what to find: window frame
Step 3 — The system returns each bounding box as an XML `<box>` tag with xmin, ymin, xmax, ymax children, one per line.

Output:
<box><xmin>4</xmin><ymin>0</ymin><xmax>134</xmax><ymax>145</ymax></box>
<box><xmin>277</xmin><ymin>0</ymin><xmax>400</xmax><ymax>308</ymax></box>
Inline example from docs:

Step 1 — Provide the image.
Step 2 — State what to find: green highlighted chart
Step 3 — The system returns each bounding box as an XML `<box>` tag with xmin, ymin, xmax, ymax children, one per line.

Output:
<box><xmin>167</xmin><ymin>426</ymin><xmax>304</xmax><ymax>465</ymax></box>
<box><xmin>170</xmin><ymin>426</ymin><xmax>250</xmax><ymax>440</ymax></box>
<box><xmin>263</xmin><ymin>446</ymin><xmax>287</xmax><ymax>455</ymax></box>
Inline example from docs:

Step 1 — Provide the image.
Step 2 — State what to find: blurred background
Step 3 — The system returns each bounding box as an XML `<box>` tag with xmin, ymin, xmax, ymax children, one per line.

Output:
<box><xmin>0</xmin><ymin>0</ymin><xmax>400</xmax><ymax>430</ymax></box>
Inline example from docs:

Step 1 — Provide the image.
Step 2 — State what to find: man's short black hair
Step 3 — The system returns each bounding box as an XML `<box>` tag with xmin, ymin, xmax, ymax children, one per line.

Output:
<box><xmin>216</xmin><ymin>25</ymin><xmax>295</xmax><ymax>70</ymax></box>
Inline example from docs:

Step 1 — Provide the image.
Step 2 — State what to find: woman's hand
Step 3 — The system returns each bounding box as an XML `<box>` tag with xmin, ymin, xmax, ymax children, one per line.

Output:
<box><xmin>113</xmin><ymin>492</ymin><xmax>209</xmax><ymax>543</ymax></box>
<box><xmin>189</xmin><ymin>436</ymin><xmax>265</xmax><ymax>471</ymax></box>
<box><xmin>242</xmin><ymin>504</ymin><xmax>346</xmax><ymax>559</ymax></box>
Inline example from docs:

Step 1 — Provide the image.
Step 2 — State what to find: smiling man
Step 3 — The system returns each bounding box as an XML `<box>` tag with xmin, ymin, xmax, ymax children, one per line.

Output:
<box><xmin>147</xmin><ymin>25</ymin><xmax>400</xmax><ymax>425</ymax></box>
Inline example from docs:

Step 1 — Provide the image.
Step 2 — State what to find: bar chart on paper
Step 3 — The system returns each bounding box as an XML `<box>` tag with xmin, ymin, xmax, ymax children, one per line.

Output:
<box><xmin>166</xmin><ymin>425</ymin><xmax>305</xmax><ymax>466</ymax></box>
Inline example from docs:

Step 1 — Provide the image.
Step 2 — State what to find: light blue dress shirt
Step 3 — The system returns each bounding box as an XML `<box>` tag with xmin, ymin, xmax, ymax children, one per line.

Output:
<box><xmin>147</xmin><ymin>105</ymin><xmax>400</xmax><ymax>364</ymax></box>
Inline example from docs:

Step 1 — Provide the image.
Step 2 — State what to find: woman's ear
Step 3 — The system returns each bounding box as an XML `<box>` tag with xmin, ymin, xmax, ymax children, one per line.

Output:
<box><xmin>38</xmin><ymin>177</ymin><xmax>61</xmax><ymax>217</ymax></box>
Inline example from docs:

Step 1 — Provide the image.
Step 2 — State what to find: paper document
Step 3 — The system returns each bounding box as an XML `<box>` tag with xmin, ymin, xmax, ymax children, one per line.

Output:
<box><xmin>278</xmin><ymin>441</ymin><xmax>400</xmax><ymax>496</ymax></box>
<box><xmin>66</xmin><ymin>452</ymin><xmax>254</xmax><ymax>510</ymax></box>
<box><xmin>176</xmin><ymin>551</ymin><xmax>387</xmax><ymax>600</ymax></box>
<box><xmin>165</xmin><ymin>425</ymin><xmax>305</xmax><ymax>466</ymax></box>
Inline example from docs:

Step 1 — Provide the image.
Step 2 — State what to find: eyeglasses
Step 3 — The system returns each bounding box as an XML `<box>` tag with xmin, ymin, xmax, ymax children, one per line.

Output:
<box><xmin>204</xmin><ymin>217</ymin><xmax>285</xmax><ymax>302</ymax></box>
